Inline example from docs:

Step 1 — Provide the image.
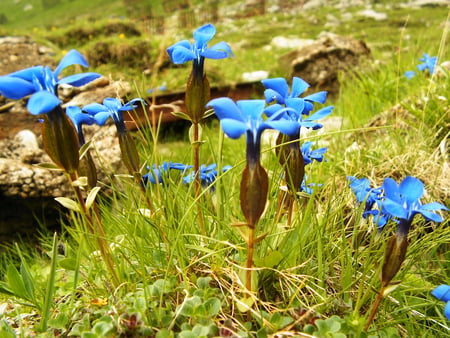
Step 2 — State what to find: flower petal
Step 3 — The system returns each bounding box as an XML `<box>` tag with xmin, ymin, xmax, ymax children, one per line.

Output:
<box><xmin>382</xmin><ymin>198</ymin><xmax>408</xmax><ymax>219</ymax></box>
<box><xmin>261</xmin><ymin>78</ymin><xmax>289</xmax><ymax>100</ymax></box>
<box><xmin>0</xmin><ymin>76</ymin><xmax>36</xmax><ymax>99</ymax></box>
<box><xmin>304</xmin><ymin>91</ymin><xmax>328</xmax><ymax>104</ymax></box>
<box><xmin>264</xmin><ymin>88</ymin><xmax>284</xmax><ymax>104</ymax></box>
<box><xmin>383</xmin><ymin>178</ymin><xmax>401</xmax><ymax>203</ymax></box>
<box><xmin>307</xmin><ymin>106</ymin><xmax>334</xmax><ymax>121</ymax></box>
<box><xmin>202</xmin><ymin>41</ymin><xmax>233</xmax><ymax>59</ymax></box>
<box><xmin>168</xmin><ymin>43</ymin><xmax>196</xmax><ymax>64</ymax></box>
<box><xmin>399</xmin><ymin>176</ymin><xmax>424</xmax><ymax>203</ymax></box>
<box><xmin>418</xmin><ymin>210</ymin><xmax>443</xmax><ymax>223</ymax></box>
<box><xmin>58</xmin><ymin>72</ymin><xmax>101</xmax><ymax>87</ymax></box>
<box><xmin>236</xmin><ymin>100</ymin><xmax>265</xmax><ymax>121</ymax></box>
<box><xmin>9</xmin><ymin>66</ymin><xmax>44</xmax><ymax>82</ymax></box>
<box><xmin>207</xmin><ymin>97</ymin><xmax>244</xmax><ymax>121</ymax></box>
<box><xmin>82</xmin><ymin>103</ymin><xmax>108</xmax><ymax>115</ymax></box>
<box><xmin>54</xmin><ymin>49</ymin><xmax>89</xmax><ymax>76</ymax></box>
<box><xmin>220</xmin><ymin>118</ymin><xmax>247</xmax><ymax>139</ymax></box>
<box><xmin>27</xmin><ymin>91</ymin><xmax>61</xmax><ymax>115</ymax></box>
<box><xmin>290</xmin><ymin>77</ymin><xmax>310</xmax><ymax>97</ymax></box>
<box><xmin>432</xmin><ymin>285</ymin><xmax>450</xmax><ymax>302</ymax></box>
<box><xmin>263</xmin><ymin>120</ymin><xmax>298</xmax><ymax>137</ymax></box>
<box><xmin>92</xmin><ymin>111</ymin><xmax>112</xmax><ymax>126</ymax></box>
<box><xmin>193</xmin><ymin>23</ymin><xmax>216</xmax><ymax>48</ymax></box>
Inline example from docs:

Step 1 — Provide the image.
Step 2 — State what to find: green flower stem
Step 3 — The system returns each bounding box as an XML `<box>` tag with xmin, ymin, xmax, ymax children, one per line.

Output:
<box><xmin>69</xmin><ymin>172</ymin><xmax>119</xmax><ymax>287</ymax></box>
<box><xmin>364</xmin><ymin>232</ymin><xmax>409</xmax><ymax>331</ymax></box>
<box><xmin>245</xmin><ymin>226</ymin><xmax>255</xmax><ymax>294</ymax></box>
<box><xmin>192</xmin><ymin>121</ymin><xmax>206</xmax><ymax>236</ymax></box>
<box><xmin>363</xmin><ymin>288</ymin><xmax>384</xmax><ymax>332</ymax></box>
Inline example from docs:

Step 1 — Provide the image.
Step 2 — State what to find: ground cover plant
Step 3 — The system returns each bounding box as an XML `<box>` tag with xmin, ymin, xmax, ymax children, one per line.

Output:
<box><xmin>0</xmin><ymin>1</ymin><xmax>449</xmax><ymax>337</ymax></box>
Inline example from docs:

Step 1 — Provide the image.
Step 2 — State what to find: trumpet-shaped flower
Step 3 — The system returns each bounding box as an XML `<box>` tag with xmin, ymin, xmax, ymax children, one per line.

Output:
<box><xmin>262</xmin><ymin>77</ymin><xmax>328</xmax><ymax>114</ymax></box>
<box><xmin>66</xmin><ymin>106</ymin><xmax>96</xmax><ymax>146</ymax></box>
<box><xmin>143</xmin><ymin>162</ymin><xmax>192</xmax><ymax>185</ymax></box>
<box><xmin>382</xmin><ymin>176</ymin><xmax>448</xmax><ymax>235</ymax></box>
<box><xmin>0</xmin><ymin>49</ymin><xmax>100</xmax><ymax>115</ymax></box>
<box><xmin>417</xmin><ymin>53</ymin><xmax>438</xmax><ymax>74</ymax></box>
<box><xmin>347</xmin><ymin>176</ymin><xmax>389</xmax><ymax>227</ymax></box>
<box><xmin>82</xmin><ymin>98</ymin><xmax>145</xmax><ymax>134</ymax></box>
<box><xmin>301</xmin><ymin>141</ymin><xmax>327</xmax><ymax>165</ymax></box>
<box><xmin>431</xmin><ymin>284</ymin><xmax>450</xmax><ymax>320</ymax></box>
<box><xmin>167</xmin><ymin>23</ymin><xmax>233</xmax><ymax>65</ymax></box>
<box><xmin>207</xmin><ymin>98</ymin><xmax>298</xmax><ymax>163</ymax></box>
<box><xmin>183</xmin><ymin>163</ymin><xmax>232</xmax><ymax>189</ymax></box>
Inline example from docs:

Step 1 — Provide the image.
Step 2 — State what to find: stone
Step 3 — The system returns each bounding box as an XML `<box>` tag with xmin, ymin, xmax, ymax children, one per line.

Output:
<box><xmin>0</xmin><ymin>124</ymin><xmax>125</xmax><ymax>240</ymax></box>
<box><xmin>277</xmin><ymin>32</ymin><xmax>371</xmax><ymax>97</ymax></box>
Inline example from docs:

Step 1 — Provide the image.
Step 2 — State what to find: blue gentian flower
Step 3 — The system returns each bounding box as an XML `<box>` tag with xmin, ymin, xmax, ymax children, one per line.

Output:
<box><xmin>82</xmin><ymin>97</ymin><xmax>145</xmax><ymax>134</ymax></box>
<box><xmin>147</xmin><ymin>85</ymin><xmax>167</xmax><ymax>94</ymax></box>
<box><xmin>143</xmin><ymin>162</ymin><xmax>192</xmax><ymax>185</ymax></box>
<box><xmin>382</xmin><ymin>176</ymin><xmax>448</xmax><ymax>235</ymax></box>
<box><xmin>301</xmin><ymin>141</ymin><xmax>327</xmax><ymax>165</ymax></box>
<box><xmin>431</xmin><ymin>284</ymin><xmax>450</xmax><ymax>320</ymax></box>
<box><xmin>167</xmin><ymin>23</ymin><xmax>233</xmax><ymax>65</ymax></box>
<box><xmin>417</xmin><ymin>53</ymin><xmax>438</xmax><ymax>74</ymax></box>
<box><xmin>183</xmin><ymin>163</ymin><xmax>232</xmax><ymax>190</ymax></box>
<box><xmin>404</xmin><ymin>70</ymin><xmax>416</xmax><ymax>79</ymax></box>
<box><xmin>262</xmin><ymin>77</ymin><xmax>328</xmax><ymax>115</ymax></box>
<box><xmin>347</xmin><ymin>176</ymin><xmax>389</xmax><ymax>227</ymax></box>
<box><xmin>0</xmin><ymin>49</ymin><xmax>100</xmax><ymax>115</ymax></box>
<box><xmin>264</xmin><ymin>98</ymin><xmax>333</xmax><ymax>135</ymax></box>
<box><xmin>66</xmin><ymin>106</ymin><xmax>96</xmax><ymax>146</ymax></box>
<box><xmin>207</xmin><ymin>98</ymin><xmax>298</xmax><ymax>164</ymax></box>
<box><xmin>299</xmin><ymin>176</ymin><xmax>322</xmax><ymax>195</ymax></box>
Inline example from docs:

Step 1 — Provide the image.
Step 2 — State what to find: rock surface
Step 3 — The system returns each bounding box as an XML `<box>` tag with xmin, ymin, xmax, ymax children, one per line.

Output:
<box><xmin>278</xmin><ymin>32</ymin><xmax>371</xmax><ymax>96</ymax></box>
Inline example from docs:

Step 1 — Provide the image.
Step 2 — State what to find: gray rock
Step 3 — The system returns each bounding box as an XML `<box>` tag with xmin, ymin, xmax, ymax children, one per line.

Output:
<box><xmin>278</xmin><ymin>32</ymin><xmax>371</xmax><ymax>96</ymax></box>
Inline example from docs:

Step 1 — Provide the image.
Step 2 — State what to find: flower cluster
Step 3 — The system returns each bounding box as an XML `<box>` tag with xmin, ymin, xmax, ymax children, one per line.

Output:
<box><xmin>405</xmin><ymin>53</ymin><xmax>438</xmax><ymax>79</ymax></box>
<box><xmin>348</xmin><ymin>176</ymin><xmax>448</xmax><ymax>231</ymax></box>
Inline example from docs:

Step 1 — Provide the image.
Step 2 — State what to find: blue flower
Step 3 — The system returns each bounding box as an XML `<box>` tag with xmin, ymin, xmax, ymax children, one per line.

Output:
<box><xmin>66</xmin><ymin>106</ymin><xmax>96</xmax><ymax>146</ymax></box>
<box><xmin>264</xmin><ymin>94</ymin><xmax>333</xmax><ymax>135</ymax></box>
<box><xmin>207</xmin><ymin>98</ymin><xmax>298</xmax><ymax>163</ymax></box>
<box><xmin>417</xmin><ymin>53</ymin><xmax>437</xmax><ymax>74</ymax></box>
<box><xmin>299</xmin><ymin>176</ymin><xmax>322</xmax><ymax>195</ymax></box>
<box><xmin>262</xmin><ymin>77</ymin><xmax>328</xmax><ymax>114</ymax></box>
<box><xmin>82</xmin><ymin>97</ymin><xmax>145</xmax><ymax>134</ymax></box>
<box><xmin>347</xmin><ymin>176</ymin><xmax>388</xmax><ymax>227</ymax></box>
<box><xmin>301</xmin><ymin>141</ymin><xmax>327</xmax><ymax>165</ymax></box>
<box><xmin>183</xmin><ymin>163</ymin><xmax>232</xmax><ymax>190</ymax></box>
<box><xmin>0</xmin><ymin>49</ymin><xmax>100</xmax><ymax>115</ymax></box>
<box><xmin>404</xmin><ymin>70</ymin><xmax>416</xmax><ymax>79</ymax></box>
<box><xmin>431</xmin><ymin>284</ymin><xmax>450</xmax><ymax>320</ymax></box>
<box><xmin>143</xmin><ymin>162</ymin><xmax>192</xmax><ymax>185</ymax></box>
<box><xmin>382</xmin><ymin>176</ymin><xmax>448</xmax><ymax>235</ymax></box>
<box><xmin>167</xmin><ymin>23</ymin><xmax>233</xmax><ymax>65</ymax></box>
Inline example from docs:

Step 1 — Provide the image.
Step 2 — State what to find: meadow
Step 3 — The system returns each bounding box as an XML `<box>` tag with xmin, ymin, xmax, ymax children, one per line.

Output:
<box><xmin>0</xmin><ymin>0</ymin><xmax>449</xmax><ymax>337</ymax></box>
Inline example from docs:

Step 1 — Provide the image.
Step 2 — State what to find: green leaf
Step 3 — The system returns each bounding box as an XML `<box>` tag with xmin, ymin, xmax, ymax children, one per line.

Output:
<box><xmin>72</xmin><ymin>176</ymin><xmax>88</xmax><ymax>187</ymax></box>
<box><xmin>79</xmin><ymin>140</ymin><xmax>92</xmax><ymax>160</ymax></box>
<box><xmin>204</xmin><ymin>297</ymin><xmax>221</xmax><ymax>317</ymax></box>
<box><xmin>85</xmin><ymin>186</ymin><xmax>101</xmax><ymax>210</ymax></box>
<box><xmin>47</xmin><ymin>313</ymin><xmax>69</xmax><ymax>330</ymax></box>
<box><xmin>19</xmin><ymin>262</ymin><xmax>35</xmax><ymax>304</ymax></box>
<box><xmin>58</xmin><ymin>258</ymin><xmax>78</xmax><ymax>270</ymax></box>
<box><xmin>236</xmin><ymin>296</ymin><xmax>254</xmax><ymax>313</ymax></box>
<box><xmin>55</xmin><ymin>197</ymin><xmax>82</xmax><ymax>213</ymax></box>
<box><xmin>6</xmin><ymin>265</ymin><xmax>31</xmax><ymax>302</ymax></box>
<box><xmin>171</xmin><ymin>111</ymin><xmax>192</xmax><ymax>122</ymax></box>
<box><xmin>254</xmin><ymin>250</ymin><xmax>283</xmax><ymax>268</ymax></box>
<box><xmin>197</xmin><ymin>276</ymin><xmax>212</xmax><ymax>289</ymax></box>
<box><xmin>0</xmin><ymin>282</ymin><xmax>14</xmax><ymax>296</ymax></box>
<box><xmin>33</xmin><ymin>162</ymin><xmax>63</xmax><ymax>170</ymax></box>
<box><xmin>155</xmin><ymin>329</ymin><xmax>174</xmax><ymax>338</ymax></box>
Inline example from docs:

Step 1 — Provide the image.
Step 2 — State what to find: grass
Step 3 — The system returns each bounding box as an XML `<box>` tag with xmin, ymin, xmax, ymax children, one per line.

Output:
<box><xmin>0</xmin><ymin>1</ymin><xmax>449</xmax><ymax>337</ymax></box>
